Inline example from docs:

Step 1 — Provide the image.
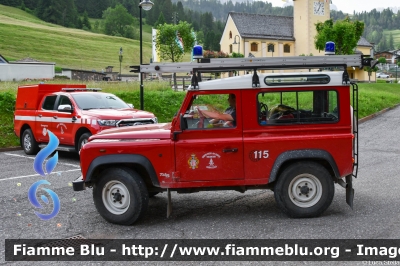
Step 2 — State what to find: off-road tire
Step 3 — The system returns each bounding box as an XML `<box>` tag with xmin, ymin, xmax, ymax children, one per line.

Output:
<box><xmin>274</xmin><ymin>161</ymin><xmax>334</xmax><ymax>218</ymax></box>
<box><xmin>93</xmin><ymin>167</ymin><xmax>149</xmax><ymax>225</ymax></box>
<box><xmin>77</xmin><ymin>132</ymin><xmax>91</xmax><ymax>152</ymax></box>
<box><xmin>22</xmin><ymin>128</ymin><xmax>40</xmax><ymax>155</ymax></box>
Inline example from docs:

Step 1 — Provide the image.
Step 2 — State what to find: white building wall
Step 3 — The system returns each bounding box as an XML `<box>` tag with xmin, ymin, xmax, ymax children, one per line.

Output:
<box><xmin>0</xmin><ymin>63</ymin><xmax>55</xmax><ymax>81</ymax></box>
<box><xmin>61</xmin><ymin>70</ymin><xmax>72</xmax><ymax>80</ymax></box>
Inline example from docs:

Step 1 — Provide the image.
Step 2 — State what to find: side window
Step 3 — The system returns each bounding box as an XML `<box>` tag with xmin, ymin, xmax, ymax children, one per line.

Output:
<box><xmin>183</xmin><ymin>93</ymin><xmax>237</xmax><ymax>130</ymax></box>
<box><xmin>257</xmin><ymin>90</ymin><xmax>338</xmax><ymax>125</ymax></box>
<box><xmin>57</xmin><ymin>96</ymin><xmax>72</xmax><ymax>110</ymax></box>
<box><xmin>284</xmin><ymin>44</ymin><xmax>290</xmax><ymax>53</ymax></box>
<box><xmin>42</xmin><ymin>95</ymin><xmax>57</xmax><ymax>110</ymax></box>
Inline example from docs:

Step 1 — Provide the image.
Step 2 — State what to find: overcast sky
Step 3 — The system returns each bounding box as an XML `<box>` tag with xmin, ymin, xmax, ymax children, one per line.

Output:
<box><xmin>267</xmin><ymin>0</ymin><xmax>399</xmax><ymax>14</ymax></box>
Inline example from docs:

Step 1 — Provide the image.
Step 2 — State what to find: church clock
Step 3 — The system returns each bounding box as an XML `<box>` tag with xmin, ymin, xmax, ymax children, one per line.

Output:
<box><xmin>313</xmin><ymin>1</ymin><xmax>325</xmax><ymax>16</ymax></box>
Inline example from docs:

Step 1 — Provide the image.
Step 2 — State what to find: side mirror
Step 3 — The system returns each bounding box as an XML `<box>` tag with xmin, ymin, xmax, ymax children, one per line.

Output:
<box><xmin>127</xmin><ymin>103</ymin><xmax>134</xmax><ymax>108</ymax></box>
<box><xmin>58</xmin><ymin>104</ymin><xmax>73</xmax><ymax>113</ymax></box>
<box><xmin>180</xmin><ymin>113</ymin><xmax>187</xmax><ymax>131</ymax></box>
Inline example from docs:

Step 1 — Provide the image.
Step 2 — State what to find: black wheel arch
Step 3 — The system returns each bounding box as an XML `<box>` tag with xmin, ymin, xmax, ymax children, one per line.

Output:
<box><xmin>268</xmin><ymin>149</ymin><xmax>340</xmax><ymax>184</ymax></box>
<box><xmin>20</xmin><ymin>124</ymin><xmax>33</xmax><ymax>143</ymax></box>
<box><xmin>75</xmin><ymin>127</ymin><xmax>91</xmax><ymax>151</ymax></box>
<box><xmin>85</xmin><ymin>154</ymin><xmax>160</xmax><ymax>188</ymax></box>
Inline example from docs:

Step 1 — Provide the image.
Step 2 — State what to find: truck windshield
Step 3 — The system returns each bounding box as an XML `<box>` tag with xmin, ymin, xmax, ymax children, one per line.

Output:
<box><xmin>71</xmin><ymin>93</ymin><xmax>130</xmax><ymax>110</ymax></box>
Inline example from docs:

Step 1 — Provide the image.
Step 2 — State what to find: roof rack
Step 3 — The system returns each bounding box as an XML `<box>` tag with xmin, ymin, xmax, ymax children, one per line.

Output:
<box><xmin>136</xmin><ymin>55</ymin><xmax>377</xmax><ymax>88</ymax></box>
<box><xmin>62</xmin><ymin>88</ymin><xmax>102</xmax><ymax>92</ymax></box>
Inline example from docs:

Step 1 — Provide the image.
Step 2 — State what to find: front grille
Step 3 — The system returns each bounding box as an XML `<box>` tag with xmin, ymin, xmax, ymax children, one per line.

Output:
<box><xmin>116</xmin><ymin>119</ymin><xmax>155</xmax><ymax>127</ymax></box>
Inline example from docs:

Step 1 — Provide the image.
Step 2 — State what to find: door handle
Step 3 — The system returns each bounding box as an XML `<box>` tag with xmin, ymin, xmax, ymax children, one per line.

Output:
<box><xmin>38</xmin><ymin>114</ymin><xmax>42</xmax><ymax>118</ymax></box>
<box><xmin>223</xmin><ymin>148</ymin><xmax>238</xmax><ymax>153</ymax></box>
<box><xmin>72</xmin><ymin>116</ymin><xmax>77</xmax><ymax>122</ymax></box>
<box><xmin>53</xmin><ymin>116</ymin><xmax>58</xmax><ymax>119</ymax></box>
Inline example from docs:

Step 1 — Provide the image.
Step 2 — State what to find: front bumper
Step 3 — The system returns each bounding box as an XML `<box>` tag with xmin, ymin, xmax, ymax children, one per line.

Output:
<box><xmin>72</xmin><ymin>175</ymin><xmax>86</xmax><ymax>191</ymax></box>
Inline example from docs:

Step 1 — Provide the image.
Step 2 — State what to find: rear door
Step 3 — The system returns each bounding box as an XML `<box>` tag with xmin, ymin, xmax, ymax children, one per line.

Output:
<box><xmin>174</xmin><ymin>91</ymin><xmax>244</xmax><ymax>182</ymax></box>
<box><xmin>35</xmin><ymin>95</ymin><xmax>57</xmax><ymax>142</ymax></box>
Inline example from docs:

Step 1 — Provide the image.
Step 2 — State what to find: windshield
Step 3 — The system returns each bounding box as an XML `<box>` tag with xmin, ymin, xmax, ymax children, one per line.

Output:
<box><xmin>71</xmin><ymin>93</ymin><xmax>130</xmax><ymax>110</ymax></box>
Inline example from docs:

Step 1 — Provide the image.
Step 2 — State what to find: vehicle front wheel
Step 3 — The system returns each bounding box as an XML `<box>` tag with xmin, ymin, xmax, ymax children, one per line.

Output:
<box><xmin>77</xmin><ymin>132</ymin><xmax>91</xmax><ymax>152</ymax></box>
<box><xmin>93</xmin><ymin>167</ymin><xmax>149</xmax><ymax>225</ymax></box>
<box><xmin>22</xmin><ymin>129</ymin><xmax>40</xmax><ymax>155</ymax></box>
<box><xmin>274</xmin><ymin>161</ymin><xmax>334</xmax><ymax>218</ymax></box>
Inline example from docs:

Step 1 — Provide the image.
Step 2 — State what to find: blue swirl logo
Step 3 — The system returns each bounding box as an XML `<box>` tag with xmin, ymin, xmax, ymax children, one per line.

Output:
<box><xmin>33</xmin><ymin>130</ymin><xmax>59</xmax><ymax>176</ymax></box>
<box><xmin>28</xmin><ymin>180</ymin><xmax>60</xmax><ymax>220</ymax></box>
<box><xmin>29</xmin><ymin>130</ymin><xmax>60</xmax><ymax>220</ymax></box>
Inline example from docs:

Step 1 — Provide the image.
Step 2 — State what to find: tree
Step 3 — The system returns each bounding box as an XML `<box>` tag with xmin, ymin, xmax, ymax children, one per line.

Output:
<box><xmin>82</xmin><ymin>10</ymin><xmax>92</xmax><ymax>30</ymax></box>
<box><xmin>154</xmin><ymin>12</ymin><xmax>166</xmax><ymax>27</ymax></box>
<box><xmin>155</xmin><ymin>21</ymin><xmax>195</xmax><ymax>62</ymax></box>
<box><xmin>36</xmin><ymin>0</ymin><xmax>79</xmax><ymax>27</ymax></box>
<box><xmin>378</xmin><ymin>56</ymin><xmax>387</xmax><ymax>72</ymax></box>
<box><xmin>155</xmin><ymin>21</ymin><xmax>195</xmax><ymax>88</ymax></box>
<box><xmin>363</xmin><ymin>66</ymin><xmax>378</xmax><ymax>83</ymax></box>
<box><xmin>389</xmin><ymin>33</ymin><xmax>394</xmax><ymax>50</ymax></box>
<box><xmin>103</xmin><ymin>4</ymin><xmax>134</xmax><ymax>38</ymax></box>
<box><xmin>314</xmin><ymin>18</ymin><xmax>364</xmax><ymax>55</ymax></box>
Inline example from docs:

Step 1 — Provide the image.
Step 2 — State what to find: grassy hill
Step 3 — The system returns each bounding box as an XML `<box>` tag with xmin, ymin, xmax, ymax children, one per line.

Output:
<box><xmin>0</xmin><ymin>4</ymin><xmax>153</xmax><ymax>74</ymax></box>
<box><xmin>383</xmin><ymin>29</ymin><xmax>400</xmax><ymax>47</ymax></box>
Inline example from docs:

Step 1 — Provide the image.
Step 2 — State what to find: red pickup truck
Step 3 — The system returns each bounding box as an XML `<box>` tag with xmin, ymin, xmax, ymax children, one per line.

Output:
<box><xmin>14</xmin><ymin>84</ymin><xmax>157</xmax><ymax>154</ymax></box>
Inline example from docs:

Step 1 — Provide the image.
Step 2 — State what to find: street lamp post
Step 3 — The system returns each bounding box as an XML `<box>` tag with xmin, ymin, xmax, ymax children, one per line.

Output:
<box><xmin>119</xmin><ymin>47</ymin><xmax>123</xmax><ymax>81</ymax></box>
<box><xmin>139</xmin><ymin>0</ymin><xmax>154</xmax><ymax>110</ymax></box>
<box><xmin>232</xmin><ymin>35</ymin><xmax>240</xmax><ymax>76</ymax></box>
<box><xmin>232</xmin><ymin>35</ymin><xmax>240</xmax><ymax>55</ymax></box>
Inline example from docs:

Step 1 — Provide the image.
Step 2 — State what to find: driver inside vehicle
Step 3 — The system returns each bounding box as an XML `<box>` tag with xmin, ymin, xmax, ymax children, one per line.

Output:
<box><xmin>195</xmin><ymin>93</ymin><xmax>236</xmax><ymax>128</ymax></box>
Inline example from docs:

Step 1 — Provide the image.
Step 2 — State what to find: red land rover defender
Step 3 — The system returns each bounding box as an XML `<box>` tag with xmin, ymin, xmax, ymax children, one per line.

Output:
<box><xmin>73</xmin><ymin>55</ymin><xmax>376</xmax><ymax>224</ymax></box>
<box><xmin>14</xmin><ymin>84</ymin><xmax>157</xmax><ymax>154</ymax></box>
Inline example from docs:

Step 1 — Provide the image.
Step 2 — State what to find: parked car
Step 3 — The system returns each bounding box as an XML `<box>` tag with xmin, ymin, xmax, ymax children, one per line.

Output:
<box><xmin>377</xmin><ymin>73</ymin><xmax>390</xmax><ymax>78</ymax></box>
<box><xmin>14</xmin><ymin>84</ymin><xmax>158</xmax><ymax>154</ymax></box>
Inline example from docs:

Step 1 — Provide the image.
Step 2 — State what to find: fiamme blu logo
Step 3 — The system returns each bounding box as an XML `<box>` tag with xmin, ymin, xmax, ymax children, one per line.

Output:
<box><xmin>28</xmin><ymin>130</ymin><xmax>60</xmax><ymax>220</ymax></box>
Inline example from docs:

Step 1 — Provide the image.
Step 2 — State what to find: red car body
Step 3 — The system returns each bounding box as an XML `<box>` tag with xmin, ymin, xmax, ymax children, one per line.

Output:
<box><xmin>14</xmin><ymin>84</ymin><xmax>157</xmax><ymax>154</ymax></box>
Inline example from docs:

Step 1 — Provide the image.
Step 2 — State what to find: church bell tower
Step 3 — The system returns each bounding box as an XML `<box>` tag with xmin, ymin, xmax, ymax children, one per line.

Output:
<box><xmin>293</xmin><ymin>0</ymin><xmax>331</xmax><ymax>56</ymax></box>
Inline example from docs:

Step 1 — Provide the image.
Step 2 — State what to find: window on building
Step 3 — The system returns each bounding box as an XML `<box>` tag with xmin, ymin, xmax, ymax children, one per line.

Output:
<box><xmin>251</xmin><ymin>42</ymin><xmax>258</xmax><ymax>52</ymax></box>
<box><xmin>267</xmin><ymin>43</ymin><xmax>274</xmax><ymax>53</ymax></box>
<box><xmin>229</xmin><ymin>45</ymin><xmax>233</xmax><ymax>53</ymax></box>
<box><xmin>229</xmin><ymin>31</ymin><xmax>232</xmax><ymax>39</ymax></box>
<box><xmin>284</xmin><ymin>44</ymin><xmax>290</xmax><ymax>53</ymax></box>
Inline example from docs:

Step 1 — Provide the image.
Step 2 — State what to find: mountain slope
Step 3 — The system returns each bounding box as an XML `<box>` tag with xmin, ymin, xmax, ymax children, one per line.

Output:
<box><xmin>0</xmin><ymin>5</ymin><xmax>153</xmax><ymax>73</ymax></box>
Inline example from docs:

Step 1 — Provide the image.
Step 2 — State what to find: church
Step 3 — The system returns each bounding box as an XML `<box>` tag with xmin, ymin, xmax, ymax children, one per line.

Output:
<box><xmin>219</xmin><ymin>0</ymin><xmax>374</xmax><ymax>81</ymax></box>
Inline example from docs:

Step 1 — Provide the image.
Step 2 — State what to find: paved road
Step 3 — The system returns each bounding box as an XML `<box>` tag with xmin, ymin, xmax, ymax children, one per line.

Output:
<box><xmin>1</xmin><ymin>105</ymin><xmax>400</xmax><ymax>265</ymax></box>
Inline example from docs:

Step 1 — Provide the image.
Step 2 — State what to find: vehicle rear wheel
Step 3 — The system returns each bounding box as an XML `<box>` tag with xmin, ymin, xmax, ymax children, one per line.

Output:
<box><xmin>77</xmin><ymin>132</ymin><xmax>91</xmax><ymax>152</ymax></box>
<box><xmin>22</xmin><ymin>129</ymin><xmax>40</xmax><ymax>155</ymax></box>
<box><xmin>93</xmin><ymin>167</ymin><xmax>148</xmax><ymax>225</ymax></box>
<box><xmin>274</xmin><ymin>161</ymin><xmax>334</xmax><ymax>218</ymax></box>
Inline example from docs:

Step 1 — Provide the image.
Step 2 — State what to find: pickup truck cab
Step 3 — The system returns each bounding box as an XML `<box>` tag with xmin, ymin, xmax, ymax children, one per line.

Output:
<box><xmin>72</xmin><ymin>55</ymin><xmax>375</xmax><ymax>225</ymax></box>
<box><xmin>14</xmin><ymin>84</ymin><xmax>157</xmax><ymax>154</ymax></box>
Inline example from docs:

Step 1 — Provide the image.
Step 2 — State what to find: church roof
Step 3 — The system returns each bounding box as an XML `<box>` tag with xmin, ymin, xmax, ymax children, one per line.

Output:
<box><xmin>228</xmin><ymin>12</ymin><xmax>373</xmax><ymax>46</ymax></box>
<box><xmin>229</xmin><ymin>12</ymin><xmax>294</xmax><ymax>41</ymax></box>
<box><xmin>357</xmin><ymin>36</ymin><xmax>373</xmax><ymax>47</ymax></box>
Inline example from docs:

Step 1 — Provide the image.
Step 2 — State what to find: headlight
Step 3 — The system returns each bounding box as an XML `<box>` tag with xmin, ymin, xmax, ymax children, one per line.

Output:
<box><xmin>152</xmin><ymin>117</ymin><xmax>158</xmax><ymax>124</ymax></box>
<box><xmin>98</xmin><ymin>120</ymin><xmax>118</xmax><ymax>126</ymax></box>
